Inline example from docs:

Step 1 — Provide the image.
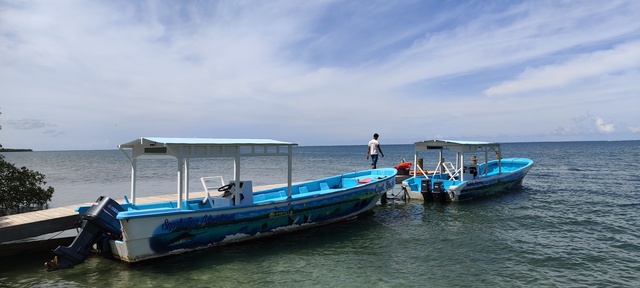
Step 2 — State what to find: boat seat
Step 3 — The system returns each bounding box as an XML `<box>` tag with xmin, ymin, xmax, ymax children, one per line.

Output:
<box><xmin>299</xmin><ymin>186</ymin><xmax>309</xmax><ymax>194</ymax></box>
<box><xmin>342</xmin><ymin>178</ymin><xmax>358</xmax><ymax>188</ymax></box>
<box><xmin>253</xmin><ymin>194</ymin><xmax>267</xmax><ymax>202</ymax></box>
<box><xmin>211</xmin><ymin>195</ymin><xmax>234</xmax><ymax>207</ymax></box>
<box><xmin>320</xmin><ymin>182</ymin><xmax>330</xmax><ymax>190</ymax></box>
<box><xmin>200</xmin><ymin>176</ymin><xmax>225</xmax><ymax>208</ymax></box>
<box><xmin>254</xmin><ymin>190</ymin><xmax>287</xmax><ymax>203</ymax></box>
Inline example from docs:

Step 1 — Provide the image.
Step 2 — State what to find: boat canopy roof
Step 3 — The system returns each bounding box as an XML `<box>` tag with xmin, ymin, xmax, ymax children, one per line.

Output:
<box><xmin>119</xmin><ymin>137</ymin><xmax>298</xmax><ymax>160</ymax></box>
<box><xmin>414</xmin><ymin>140</ymin><xmax>500</xmax><ymax>154</ymax></box>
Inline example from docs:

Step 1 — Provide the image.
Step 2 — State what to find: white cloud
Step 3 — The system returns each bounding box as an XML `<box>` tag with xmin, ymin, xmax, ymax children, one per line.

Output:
<box><xmin>484</xmin><ymin>41</ymin><xmax>640</xmax><ymax>97</ymax></box>
<box><xmin>1</xmin><ymin>1</ymin><xmax>639</xmax><ymax>150</ymax></box>
<box><xmin>629</xmin><ymin>126</ymin><xmax>640</xmax><ymax>133</ymax></box>
<box><xmin>595</xmin><ymin>116</ymin><xmax>615</xmax><ymax>133</ymax></box>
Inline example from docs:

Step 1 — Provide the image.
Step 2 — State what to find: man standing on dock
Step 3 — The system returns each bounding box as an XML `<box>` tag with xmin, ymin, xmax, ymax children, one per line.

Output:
<box><xmin>366</xmin><ymin>133</ymin><xmax>384</xmax><ymax>169</ymax></box>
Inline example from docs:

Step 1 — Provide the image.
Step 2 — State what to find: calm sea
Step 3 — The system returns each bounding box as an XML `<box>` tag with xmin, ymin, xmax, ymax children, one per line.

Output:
<box><xmin>1</xmin><ymin>141</ymin><xmax>639</xmax><ymax>287</ymax></box>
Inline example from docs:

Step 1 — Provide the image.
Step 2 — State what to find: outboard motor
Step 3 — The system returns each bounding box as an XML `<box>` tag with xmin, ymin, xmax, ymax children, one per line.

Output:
<box><xmin>432</xmin><ymin>181</ymin><xmax>446</xmax><ymax>203</ymax></box>
<box><xmin>420</xmin><ymin>178</ymin><xmax>433</xmax><ymax>202</ymax></box>
<box><xmin>45</xmin><ymin>196</ymin><xmax>124</xmax><ymax>270</ymax></box>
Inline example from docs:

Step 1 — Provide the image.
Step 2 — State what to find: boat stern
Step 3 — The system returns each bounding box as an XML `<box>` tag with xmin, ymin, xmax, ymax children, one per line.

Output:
<box><xmin>400</xmin><ymin>176</ymin><xmax>465</xmax><ymax>202</ymax></box>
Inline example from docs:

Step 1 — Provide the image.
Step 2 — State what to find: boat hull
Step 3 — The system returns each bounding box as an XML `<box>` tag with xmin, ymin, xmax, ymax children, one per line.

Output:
<box><xmin>108</xmin><ymin>171</ymin><xmax>396</xmax><ymax>262</ymax></box>
<box><xmin>402</xmin><ymin>158</ymin><xmax>533</xmax><ymax>202</ymax></box>
<box><xmin>454</xmin><ymin>165</ymin><xmax>531</xmax><ymax>201</ymax></box>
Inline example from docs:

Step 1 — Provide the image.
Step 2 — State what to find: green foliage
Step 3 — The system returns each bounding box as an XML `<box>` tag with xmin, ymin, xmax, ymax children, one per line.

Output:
<box><xmin>0</xmin><ymin>154</ymin><xmax>55</xmax><ymax>216</ymax></box>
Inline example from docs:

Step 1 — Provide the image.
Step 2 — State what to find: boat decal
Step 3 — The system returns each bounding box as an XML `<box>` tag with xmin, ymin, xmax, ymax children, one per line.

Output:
<box><xmin>146</xmin><ymin>180</ymin><xmax>391</xmax><ymax>253</ymax></box>
<box><xmin>161</xmin><ymin>214</ymin><xmax>236</xmax><ymax>232</ymax></box>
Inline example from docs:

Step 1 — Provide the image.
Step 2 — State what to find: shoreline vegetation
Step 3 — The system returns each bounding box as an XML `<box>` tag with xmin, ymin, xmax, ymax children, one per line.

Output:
<box><xmin>0</xmin><ymin>152</ymin><xmax>54</xmax><ymax>217</ymax></box>
<box><xmin>0</xmin><ymin>148</ymin><xmax>33</xmax><ymax>152</ymax></box>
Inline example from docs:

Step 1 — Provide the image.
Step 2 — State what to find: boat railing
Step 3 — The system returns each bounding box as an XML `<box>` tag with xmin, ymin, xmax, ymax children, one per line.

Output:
<box><xmin>416</xmin><ymin>165</ymin><xmax>430</xmax><ymax>179</ymax></box>
<box><xmin>443</xmin><ymin>162</ymin><xmax>460</xmax><ymax>180</ymax></box>
<box><xmin>200</xmin><ymin>176</ymin><xmax>225</xmax><ymax>207</ymax></box>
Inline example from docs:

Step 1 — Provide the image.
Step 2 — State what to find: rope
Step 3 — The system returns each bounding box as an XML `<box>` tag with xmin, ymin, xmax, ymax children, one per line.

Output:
<box><xmin>44</xmin><ymin>219</ymin><xmax>82</xmax><ymax>242</ymax></box>
<box><xmin>384</xmin><ymin>186</ymin><xmax>408</xmax><ymax>202</ymax></box>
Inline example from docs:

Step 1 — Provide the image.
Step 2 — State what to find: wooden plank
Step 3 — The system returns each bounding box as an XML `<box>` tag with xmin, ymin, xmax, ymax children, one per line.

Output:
<box><xmin>1</xmin><ymin>204</ymin><xmax>94</xmax><ymax>243</ymax></box>
<box><xmin>0</xmin><ymin>215</ymin><xmax>81</xmax><ymax>243</ymax></box>
<box><xmin>0</xmin><ymin>237</ymin><xmax>76</xmax><ymax>258</ymax></box>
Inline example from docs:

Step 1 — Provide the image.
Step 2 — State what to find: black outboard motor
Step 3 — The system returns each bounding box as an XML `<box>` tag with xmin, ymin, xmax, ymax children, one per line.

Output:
<box><xmin>45</xmin><ymin>196</ymin><xmax>124</xmax><ymax>270</ymax></box>
<box><xmin>432</xmin><ymin>181</ymin><xmax>446</xmax><ymax>203</ymax></box>
<box><xmin>420</xmin><ymin>178</ymin><xmax>433</xmax><ymax>201</ymax></box>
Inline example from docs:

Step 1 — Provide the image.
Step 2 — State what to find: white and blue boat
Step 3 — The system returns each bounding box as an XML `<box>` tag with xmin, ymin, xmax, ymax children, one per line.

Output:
<box><xmin>47</xmin><ymin>137</ymin><xmax>396</xmax><ymax>269</ymax></box>
<box><xmin>401</xmin><ymin>140</ymin><xmax>533</xmax><ymax>202</ymax></box>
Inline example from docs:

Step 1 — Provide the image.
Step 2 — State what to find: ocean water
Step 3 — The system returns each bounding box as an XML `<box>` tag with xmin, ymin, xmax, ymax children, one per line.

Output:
<box><xmin>1</xmin><ymin>141</ymin><xmax>639</xmax><ymax>287</ymax></box>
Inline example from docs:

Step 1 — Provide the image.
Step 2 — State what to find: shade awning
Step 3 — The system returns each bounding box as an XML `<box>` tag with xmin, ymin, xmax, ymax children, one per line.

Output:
<box><xmin>119</xmin><ymin>137</ymin><xmax>298</xmax><ymax>159</ymax></box>
<box><xmin>414</xmin><ymin>139</ymin><xmax>500</xmax><ymax>153</ymax></box>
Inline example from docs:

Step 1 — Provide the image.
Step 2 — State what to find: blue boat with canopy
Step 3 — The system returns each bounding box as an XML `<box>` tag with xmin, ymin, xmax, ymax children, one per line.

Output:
<box><xmin>400</xmin><ymin>140</ymin><xmax>533</xmax><ymax>202</ymax></box>
<box><xmin>46</xmin><ymin>137</ymin><xmax>396</xmax><ymax>269</ymax></box>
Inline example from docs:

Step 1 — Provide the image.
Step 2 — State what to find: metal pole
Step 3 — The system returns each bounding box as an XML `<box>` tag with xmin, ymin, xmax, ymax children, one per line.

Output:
<box><xmin>131</xmin><ymin>158</ymin><xmax>137</xmax><ymax>205</ymax></box>
<box><xmin>177</xmin><ymin>156</ymin><xmax>183</xmax><ymax>209</ymax></box>
<box><xmin>287</xmin><ymin>145</ymin><xmax>293</xmax><ymax>198</ymax></box>
<box><xmin>184</xmin><ymin>158</ymin><xmax>189</xmax><ymax>201</ymax></box>
<box><xmin>234</xmin><ymin>153</ymin><xmax>241</xmax><ymax>205</ymax></box>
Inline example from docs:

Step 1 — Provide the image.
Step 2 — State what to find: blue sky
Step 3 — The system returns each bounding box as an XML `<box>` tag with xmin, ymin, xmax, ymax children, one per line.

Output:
<box><xmin>1</xmin><ymin>0</ymin><xmax>639</xmax><ymax>151</ymax></box>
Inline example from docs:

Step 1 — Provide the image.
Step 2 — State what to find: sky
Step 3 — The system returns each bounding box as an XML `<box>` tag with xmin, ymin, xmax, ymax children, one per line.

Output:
<box><xmin>1</xmin><ymin>0</ymin><xmax>639</xmax><ymax>151</ymax></box>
